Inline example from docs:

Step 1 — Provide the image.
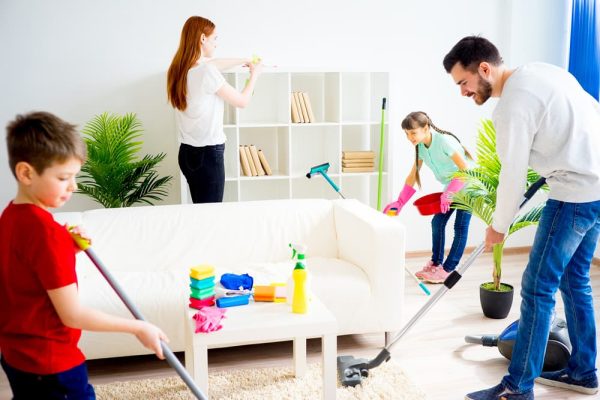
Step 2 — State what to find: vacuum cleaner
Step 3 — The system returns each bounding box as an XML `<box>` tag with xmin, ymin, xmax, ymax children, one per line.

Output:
<box><xmin>69</xmin><ymin>231</ymin><xmax>208</xmax><ymax>400</ymax></box>
<box><xmin>336</xmin><ymin>177</ymin><xmax>547</xmax><ymax>387</ymax></box>
<box><xmin>465</xmin><ymin>315</ymin><xmax>571</xmax><ymax>372</ymax></box>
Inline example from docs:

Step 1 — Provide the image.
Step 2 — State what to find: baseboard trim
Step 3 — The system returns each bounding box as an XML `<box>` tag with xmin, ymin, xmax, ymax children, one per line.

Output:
<box><xmin>406</xmin><ymin>246</ymin><xmax>532</xmax><ymax>258</ymax></box>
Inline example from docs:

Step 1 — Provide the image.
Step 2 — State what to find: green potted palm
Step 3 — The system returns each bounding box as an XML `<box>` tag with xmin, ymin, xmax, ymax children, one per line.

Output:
<box><xmin>77</xmin><ymin>112</ymin><xmax>173</xmax><ymax>208</ymax></box>
<box><xmin>451</xmin><ymin>119</ymin><xmax>547</xmax><ymax>319</ymax></box>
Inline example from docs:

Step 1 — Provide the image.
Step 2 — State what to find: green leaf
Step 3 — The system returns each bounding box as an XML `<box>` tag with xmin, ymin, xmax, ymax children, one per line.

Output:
<box><xmin>77</xmin><ymin>113</ymin><xmax>172</xmax><ymax>208</ymax></box>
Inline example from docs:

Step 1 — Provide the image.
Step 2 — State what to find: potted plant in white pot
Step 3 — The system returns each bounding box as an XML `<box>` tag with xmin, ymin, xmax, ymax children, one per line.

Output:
<box><xmin>451</xmin><ymin>119</ymin><xmax>548</xmax><ymax>319</ymax></box>
<box><xmin>77</xmin><ymin>112</ymin><xmax>173</xmax><ymax>208</ymax></box>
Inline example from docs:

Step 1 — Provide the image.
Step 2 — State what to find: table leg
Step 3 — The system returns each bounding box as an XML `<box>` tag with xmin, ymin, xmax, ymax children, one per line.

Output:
<box><xmin>194</xmin><ymin>343</ymin><xmax>209</xmax><ymax>394</ymax></box>
<box><xmin>293</xmin><ymin>336</ymin><xmax>307</xmax><ymax>377</ymax></box>
<box><xmin>322</xmin><ymin>333</ymin><xmax>337</xmax><ymax>400</ymax></box>
<box><xmin>184</xmin><ymin>316</ymin><xmax>195</xmax><ymax>378</ymax></box>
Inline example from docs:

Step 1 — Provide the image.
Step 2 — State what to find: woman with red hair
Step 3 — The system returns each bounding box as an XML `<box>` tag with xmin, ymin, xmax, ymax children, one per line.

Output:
<box><xmin>168</xmin><ymin>16</ymin><xmax>262</xmax><ymax>203</ymax></box>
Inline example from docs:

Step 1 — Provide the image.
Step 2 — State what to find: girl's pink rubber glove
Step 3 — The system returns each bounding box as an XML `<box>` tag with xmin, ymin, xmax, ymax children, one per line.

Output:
<box><xmin>440</xmin><ymin>178</ymin><xmax>465</xmax><ymax>213</ymax></box>
<box><xmin>193</xmin><ymin>307</ymin><xmax>227</xmax><ymax>333</ymax></box>
<box><xmin>383</xmin><ymin>184</ymin><xmax>416</xmax><ymax>215</ymax></box>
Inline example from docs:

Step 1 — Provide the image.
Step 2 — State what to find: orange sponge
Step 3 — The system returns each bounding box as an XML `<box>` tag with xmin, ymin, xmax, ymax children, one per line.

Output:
<box><xmin>253</xmin><ymin>285</ymin><xmax>275</xmax><ymax>302</ymax></box>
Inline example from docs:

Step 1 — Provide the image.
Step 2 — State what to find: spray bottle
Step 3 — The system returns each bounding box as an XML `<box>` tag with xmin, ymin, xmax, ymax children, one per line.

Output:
<box><xmin>287</xmin><ymin>243</ymin><xmax>309</xmax><ymax>314</ymax></box>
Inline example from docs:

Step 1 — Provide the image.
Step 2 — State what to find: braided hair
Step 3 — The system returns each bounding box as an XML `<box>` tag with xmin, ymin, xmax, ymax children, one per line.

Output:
<box><xmin>401</xmin><ymin>111</ymin><xmax>473</xmax><ymax>188</ymax></box>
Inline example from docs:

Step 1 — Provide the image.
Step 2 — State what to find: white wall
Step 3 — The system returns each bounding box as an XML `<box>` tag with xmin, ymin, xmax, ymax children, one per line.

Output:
<box><xmin>0</xmin><ymin>0</ymin><xmax>571</xmax><ymax>252</ymax></box>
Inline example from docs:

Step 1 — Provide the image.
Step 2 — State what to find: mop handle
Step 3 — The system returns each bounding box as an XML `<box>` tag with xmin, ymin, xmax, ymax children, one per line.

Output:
<box><xmin>319</xmin><ymin>171</ymin><xmax>345</xmax><ymax>198</ymax></box>
<box><xmin>383</xmin><ymin>177</ymin><xmax>546</xmax><ymax>353</ymax></box>
<box><xmin>70</xmin><ymin>235</ymin><xmax>208</xmax><ymax>400</ymax></box>
<box><xmin>376</xmin><ymin>97</ymin><xmax>386</xmax><ymax>211</ymax></box>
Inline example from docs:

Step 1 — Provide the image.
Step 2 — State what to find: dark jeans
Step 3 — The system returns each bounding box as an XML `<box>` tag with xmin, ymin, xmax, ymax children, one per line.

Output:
<box><xmin>178</xmin><ymin>143</ymin><xmax>225</xmax><ymax>203</ymax></box>
<box><xmin>1</xmin><ymin>357</ymin><xmax>95</xmax><ymax>400</ymax></box>
<box><xmin>431</xmin><ymin>208</ymin><xmax>472</xmax><ymax>272</ymax></box>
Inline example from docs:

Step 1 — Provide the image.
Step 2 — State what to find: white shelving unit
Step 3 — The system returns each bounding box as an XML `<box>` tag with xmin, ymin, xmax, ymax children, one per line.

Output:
<box><xmin>180</xmin><ymin>70</ymin><xmax>390</xmax><ymax>210</ymax></box>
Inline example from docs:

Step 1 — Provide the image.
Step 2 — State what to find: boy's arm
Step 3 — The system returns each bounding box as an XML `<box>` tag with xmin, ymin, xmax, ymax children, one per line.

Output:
<box><xmin>47</xmin><ymin>283</ymin><xmax>168</xmax><ymax>359</ymax></box>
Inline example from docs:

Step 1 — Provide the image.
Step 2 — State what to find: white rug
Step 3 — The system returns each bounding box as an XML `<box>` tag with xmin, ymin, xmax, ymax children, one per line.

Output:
<box><xmin>95</xmin><ymin>361</ymin><xmax>426</xmax><ymax>399</ymax></box>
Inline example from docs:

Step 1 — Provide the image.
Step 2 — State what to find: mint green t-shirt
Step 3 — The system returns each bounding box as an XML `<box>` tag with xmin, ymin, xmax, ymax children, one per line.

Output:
<box><xmin>417</xmin><ymin>131</ymin><xmax>470</xmax><ymax>187</ymax></box>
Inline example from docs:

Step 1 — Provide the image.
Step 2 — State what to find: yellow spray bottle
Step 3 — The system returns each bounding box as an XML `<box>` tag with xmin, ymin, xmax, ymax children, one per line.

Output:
<box><xmin>288</xmin><ymin>244</ymin><xmax>308</xmax><ymax>314</ymax></box>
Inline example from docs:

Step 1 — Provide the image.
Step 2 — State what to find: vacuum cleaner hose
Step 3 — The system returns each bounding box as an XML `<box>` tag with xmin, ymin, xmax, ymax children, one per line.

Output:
<box><xmin>464</xmin><ymin>335</ymin><xmax>499</xmax><ymax>347</ymax></box>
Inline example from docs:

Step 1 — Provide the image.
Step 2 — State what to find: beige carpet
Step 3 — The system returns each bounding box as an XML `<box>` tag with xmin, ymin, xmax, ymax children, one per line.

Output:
<box><xmin>94</xmin><ymin>361</ymin><xmax>426</xmax><ymax>399</ymax></box>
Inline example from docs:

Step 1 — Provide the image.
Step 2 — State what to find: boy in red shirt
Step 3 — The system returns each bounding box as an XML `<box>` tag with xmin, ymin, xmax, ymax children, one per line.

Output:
<box><xmin>0</xmin><ymin>112</ymin><xmax>169</xmax><ymax>399</ymax></box>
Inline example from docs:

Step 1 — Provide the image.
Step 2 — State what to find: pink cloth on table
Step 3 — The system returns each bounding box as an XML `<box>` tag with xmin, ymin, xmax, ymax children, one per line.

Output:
<box><xmin>193</xmin><ymin>306</ymin><xmax>227</xmax><ymax>333</ymax></box>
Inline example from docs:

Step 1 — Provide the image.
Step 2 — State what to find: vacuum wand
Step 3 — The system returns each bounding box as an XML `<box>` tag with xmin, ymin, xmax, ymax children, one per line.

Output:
<box><xmin>337</xmin><ymin>177</ymin><xmax>547</xmax><ymax>387</ymax></box>
<box><xmin>306</xmin><ymin>163</ymin><xmax>345</xmax><ymax>199</ymax></box>
<box><xmin>70</xmin><ymin>234</ymin><xmax>208</xmax><ymax>400</ymax></box>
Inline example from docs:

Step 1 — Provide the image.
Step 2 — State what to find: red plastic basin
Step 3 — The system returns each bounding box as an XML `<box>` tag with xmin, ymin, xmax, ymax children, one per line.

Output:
<box><xmin>413</xmin><ymin>192</ymin><xmax>442</xmax><ymax>215</ymax></box>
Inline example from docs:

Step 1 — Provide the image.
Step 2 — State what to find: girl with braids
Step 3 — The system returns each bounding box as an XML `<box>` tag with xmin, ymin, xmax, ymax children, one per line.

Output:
<box><xmin>167</xmin><ymin>16</ymin><xmax>262</xmax><ymax>203</ymax></box>
<box><xmin>383</xmin><ymin>111</ymin><xmax>474</xmax><ymax>283</ymax></box>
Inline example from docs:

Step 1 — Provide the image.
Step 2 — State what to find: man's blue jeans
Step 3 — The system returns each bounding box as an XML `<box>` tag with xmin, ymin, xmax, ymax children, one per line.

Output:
<box><xmin>503</xmin><ymin>199</ymin><xmax>600</xmax><ymax>393</ymax></box>
<box><xmin>431</xmin><ymin>208</ymin><xmax>472</xmax><ymax>271</ymax></box>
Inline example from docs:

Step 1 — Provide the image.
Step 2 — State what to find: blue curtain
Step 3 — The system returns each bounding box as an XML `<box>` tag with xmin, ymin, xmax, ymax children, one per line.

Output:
<box><xmin>569</xmin><ymin>0</ymin><xmax>600</xmax><ymax>100</ymax></box>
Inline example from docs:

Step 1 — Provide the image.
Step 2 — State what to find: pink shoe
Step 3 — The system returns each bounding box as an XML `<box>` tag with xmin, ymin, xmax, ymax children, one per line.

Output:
<box><xmin>414</xmin><ymin>260</ymin><xmax>436</xmax><ymax>279</ymax></box>
<box><xmin>420</xmin><ymin>266</ymin><xmax>450</xmax><ymax>284</ymax></box>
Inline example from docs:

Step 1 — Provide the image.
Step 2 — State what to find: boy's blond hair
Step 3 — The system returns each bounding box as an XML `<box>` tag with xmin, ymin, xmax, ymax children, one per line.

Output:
<box><xmin>6</xmin><ymin>112</ymin><xmax>87</xmax><ymax>177</ymax></box>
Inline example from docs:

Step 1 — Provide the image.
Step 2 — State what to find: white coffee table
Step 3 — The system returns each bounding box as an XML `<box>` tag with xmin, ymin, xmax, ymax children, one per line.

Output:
<box><xmin>184</xmin><ymin>297</ymin><xmax>338</xmax><ymax>399</ymax></box>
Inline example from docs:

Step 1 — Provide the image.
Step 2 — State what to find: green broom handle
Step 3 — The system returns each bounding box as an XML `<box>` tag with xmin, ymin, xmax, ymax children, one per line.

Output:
<box><xmin>377</xmin><ymin>97</ymin><xmax>387</xmax><ymax>211</ymax></box>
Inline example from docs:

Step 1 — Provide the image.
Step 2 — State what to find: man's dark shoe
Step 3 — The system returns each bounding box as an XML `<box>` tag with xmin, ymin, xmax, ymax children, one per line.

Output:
<box><xmin>465</xmin><ymin>383</ymin><xmax>534</xmax><ymax>399</ymax></box>
<box><xmin>535</xmin><ymin>369</ymin><xmax>598</xmax><ymax>395</ymax></box>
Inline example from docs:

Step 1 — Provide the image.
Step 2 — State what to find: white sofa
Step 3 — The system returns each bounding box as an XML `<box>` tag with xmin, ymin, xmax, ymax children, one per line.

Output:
<box><xmin>53</xmin><ymin>198</ymin><xmax>405</xmax><ymax>360</ymax></box>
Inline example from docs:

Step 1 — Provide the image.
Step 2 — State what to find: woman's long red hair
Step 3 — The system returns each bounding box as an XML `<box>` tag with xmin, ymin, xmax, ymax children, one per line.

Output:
<box><xmin>167</xmin><ymin>16</ymin><xmax>215</xmax><ymax>111</ymax></box>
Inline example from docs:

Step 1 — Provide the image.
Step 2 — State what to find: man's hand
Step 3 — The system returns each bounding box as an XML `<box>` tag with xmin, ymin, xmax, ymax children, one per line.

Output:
<box><xmin>485</xmin><ymin>226</ymin><xmax>505</xmax><ymax>251</ymax></box>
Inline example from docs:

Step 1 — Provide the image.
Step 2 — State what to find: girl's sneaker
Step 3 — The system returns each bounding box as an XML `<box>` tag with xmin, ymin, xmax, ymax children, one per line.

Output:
<box><xmin>415</xmin><ymin>260</ymin><xmax>436</xmax><ymax>279</ymax></box>
<box><xmin>420</xmin><ymin>266</ymin><xmax>450</xmax><ymax>284</ymax></box>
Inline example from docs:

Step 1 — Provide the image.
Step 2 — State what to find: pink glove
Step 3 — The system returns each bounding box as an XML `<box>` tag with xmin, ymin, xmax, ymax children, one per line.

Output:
<box><xmin>440</xmin><ymin>178</ymin><xmax>465</xmax><ymax>213</ymax></box>
<box><xmin>383</xmin><ymin>184</ymin><xmax>416</xmax><ymax>215</ymax></box>
<box><xmin>193</xmin><ymin>307</ymin><xmax>227</xmax><ymax>333</ymax></box>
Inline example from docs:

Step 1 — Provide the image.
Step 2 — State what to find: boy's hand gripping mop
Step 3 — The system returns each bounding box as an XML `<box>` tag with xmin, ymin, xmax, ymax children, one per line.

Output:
<box><xmin>69</xmin><ymin>232</ymin><xmax>208</xmax><ymax>400</ymax></box>
<box><xmin>337</xmin><ymin>177</ymin><xmax>547</xmax><ymax>387</ymax></box>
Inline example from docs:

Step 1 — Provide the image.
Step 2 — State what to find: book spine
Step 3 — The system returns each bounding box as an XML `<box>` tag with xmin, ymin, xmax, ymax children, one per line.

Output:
<box><xmin>290</xmin><ymin>93</ymin><xmax>300</xmax><ymax>123</ymax></box>
<box><xmin>298</xmin><ymin>91</ymin><xmax>310</xmax><ymax>123</ymax></box>
<box><xmin>249</xmin><ymin>145</ymin><xmax>265</xmax><ymax>176</ymax></box>
<box><xmin>258</xmin><ymin>149</ymin><xmax>272</xmax><ymax>175</ymax></box>
<box><xmin>244</xmin><ymin>145</ymin><xmax>258</xmax><ymax>176</ymax></box>
<box><xmin>239</xmin><ymin>145</ymin><xmax>252</xmax><ymax>176</ymax></box>
<box><xmin>293</xmin><ymin>92</ymin><xmax>305</xmax><ymax>123</ymax></box>
<box><xmin>302</xmin><ymin>92</ymin><xmax>316</xmax><ymax>123</ymax></box>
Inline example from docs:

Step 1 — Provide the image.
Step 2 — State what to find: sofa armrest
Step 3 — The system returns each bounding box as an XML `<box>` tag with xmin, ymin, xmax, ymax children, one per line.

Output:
<box><xmin>333</xmin><ymin>199</ymin><xmax>405</xmax><ymax>329</ymax></box>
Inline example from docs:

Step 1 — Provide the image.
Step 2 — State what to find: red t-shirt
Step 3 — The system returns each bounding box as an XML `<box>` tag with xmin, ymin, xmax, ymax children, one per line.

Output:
<box><xmin>0</xmin><ymin>202</ymin><xmax>85</xmax><ymax>374</ymax></box>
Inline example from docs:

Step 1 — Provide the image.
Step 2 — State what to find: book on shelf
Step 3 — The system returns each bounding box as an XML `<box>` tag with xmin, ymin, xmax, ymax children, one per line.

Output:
<box><xmin>342</xmin><ymin>161</ymin><xmax>375</xmax><ymax>168</ymax></box>
<box><xmin>257</xmin><ymin>149</ymin><xmax>272</xmax><ymax>175</ymax></box>
<box><xmin>249</xmin><ymin>145</ymin><xmax>265</xmax><ymax>176</ymax></box>
<box><xmin>244</xmin><ymin>145</ymin><xmax>258</xmax><ymax>176</ymax></box>
<box><xmin>342</xmin><ymin>166</ymin><xmax>375</xmax><ymax>173</ymax></box>
<box><xmin>301</xmin><ymin>92</ymin><xmax>316</xmax><ymax>123</ymax></box>
<box><xmin>298</xmin><ymin>92</ymin><xmax>310</xmax><ymax>122</ymax></box>
<box><xmin>292</xmin><ymin>92</ymin><xmax>304</xmax><ymax>123</ymax></box>
<box><xmin>239</xmin><ymin>145</ymin><xmax>252</xmax><ymax>176</ymax></box>
<box><xmin>342</xmin><ymin>150</ymin><xmax>376</xmax><ymax>160</ymax></box>
<box><xmin>290</xmin><ymin>93</ymin><xmax>301</xmax><ymax>123</ymax></box>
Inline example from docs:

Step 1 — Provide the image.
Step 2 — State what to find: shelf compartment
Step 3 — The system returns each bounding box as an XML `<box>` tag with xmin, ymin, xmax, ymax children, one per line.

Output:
<box><xmin>223</xmin><ymin>181</ymin><xmax>239</xmax><ymax>202</ymax></box>
<box><xmin>291</xmin><ymin>125</ymin><xmax>340</xmax><ymax>177</ymax></box>
<box><xmin>224</xmin><ymin>127</ymin><xmax>238</xmax><ymax>179</ymax></box>
<box><xmin>240</xmin><ymin>179</ymin><xmax>289</xmax><ymax>201</ymax></box>
<box><xmin>340</xmin><ymin>174</ymin><xmax>371</xmax><ymax>205</ymax></box>
<box><xmin>291</xmin><ymin>72</ymin><xmax>340</xmax><ymax>123</ymax></box>
<box><xmin>341</xmin><ymin>73</ymin><xmax>369</xmax><ymax>122</ymax></box>
<box><xmin>239</xmin><ymin>126</ymin><xmax>290</xmax><ymax>176</ymax></box>
<box><xmin>237</xmin><ymin>72</ymin><xmax>289</xmax><ymax>124</ymax></box>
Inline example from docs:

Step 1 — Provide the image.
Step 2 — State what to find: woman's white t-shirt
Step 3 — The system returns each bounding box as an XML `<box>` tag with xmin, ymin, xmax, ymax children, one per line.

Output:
<box><xmin>175</xmin><ymin>62</ymin><xmax>226</xmax><ymax>147</ymax></box>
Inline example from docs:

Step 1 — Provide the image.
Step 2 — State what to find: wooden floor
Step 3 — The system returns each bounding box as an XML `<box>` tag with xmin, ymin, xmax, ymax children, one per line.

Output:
<box><xmin>1</xmin><ymin>252</ymin><xmax>598</xmax><ymax>399</ymax></box>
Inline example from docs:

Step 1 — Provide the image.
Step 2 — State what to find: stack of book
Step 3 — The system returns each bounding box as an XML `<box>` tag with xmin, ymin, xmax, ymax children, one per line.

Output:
<box><xmin>239</xmin><ymin>144</ymin><xmax>273</xmax><ymax>177</ymax></box>
<box><xmin>291</xmin><ymin>91</ymin><xmax>316</xmax><ymax>123</ymax></box>
<box><xmin>342</xmin><ymin>150</ymin><xmax>375</xmax><ymax>173</ymax></box>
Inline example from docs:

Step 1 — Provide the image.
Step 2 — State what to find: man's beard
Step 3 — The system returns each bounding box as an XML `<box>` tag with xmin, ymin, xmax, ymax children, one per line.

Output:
<box><xmin>474</xmin><ymin>76</ymin><xmax>493</xmax><ymax>105</ymax></box>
